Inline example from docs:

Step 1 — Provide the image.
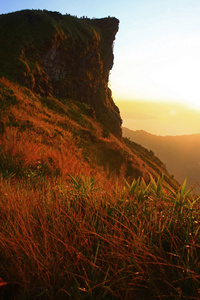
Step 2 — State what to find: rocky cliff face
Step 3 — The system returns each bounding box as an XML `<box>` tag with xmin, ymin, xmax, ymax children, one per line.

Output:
<box><xmin>0</xmin><ymin>10</ymin><xmax>122</xmax><ymax>136</ymax></box>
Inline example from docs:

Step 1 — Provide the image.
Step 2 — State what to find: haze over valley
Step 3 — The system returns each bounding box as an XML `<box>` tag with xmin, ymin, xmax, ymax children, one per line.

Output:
<box><xmin>123</xmin><ymin>127</ymin><xmax>200</xmax><ymax>193</ymax></box>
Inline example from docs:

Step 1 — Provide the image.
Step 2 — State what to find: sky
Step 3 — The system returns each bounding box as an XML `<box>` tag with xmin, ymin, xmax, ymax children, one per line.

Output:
<box><xmin>1</xmin><ymin>0</ymin><xmax>200</xmax><ymax>135</ymax></box>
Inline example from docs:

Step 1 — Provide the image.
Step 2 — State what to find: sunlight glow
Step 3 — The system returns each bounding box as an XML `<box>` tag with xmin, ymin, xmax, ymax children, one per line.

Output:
<box><xmin>115</xmin><ymin>100</ymin><xmax>200</xmax><ymax>136</ymax></box>
<box><xmin>111</xmin><ymin>34</ymin><xmax>200</xmax><ymax>111</ymax></box>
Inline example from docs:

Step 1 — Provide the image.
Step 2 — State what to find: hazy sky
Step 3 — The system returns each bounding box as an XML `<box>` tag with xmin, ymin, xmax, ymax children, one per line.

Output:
<box><xmin>1</xmin><ymin>0</ymin><xmax>200</xmax><ymax>135</ymax></box>
<box><xmin>118</xmin><ymin>100</ymin><xmax>200</xmax><ymax>136</ymax></box>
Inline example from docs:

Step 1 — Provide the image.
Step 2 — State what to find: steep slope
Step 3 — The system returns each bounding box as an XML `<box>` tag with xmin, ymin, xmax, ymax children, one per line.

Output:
<box><xmin>0</xmin><ymin>9</ymin><xmax>121</xmax><ymax>136</ymax></box>
<box><xmin>0</xmin><ymin>10</ymin><xmax>179</xmax><ymax>190</ymax></box>
<box><xmin>123</xmin><ymin>127</ymin><xmax>200</xmax><ymax>192</ymax></box>
<box><xmin>0</xmin><ymin>77</ymin><xmax>178</xmax><ymax>188</ymax></box>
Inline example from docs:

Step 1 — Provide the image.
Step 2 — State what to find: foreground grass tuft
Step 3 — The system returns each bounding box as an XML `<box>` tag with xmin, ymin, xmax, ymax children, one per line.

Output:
<box><xmin>0</xmin><ymin>175</ymin><xmax>200</xmax><ymax>299</ymax></box>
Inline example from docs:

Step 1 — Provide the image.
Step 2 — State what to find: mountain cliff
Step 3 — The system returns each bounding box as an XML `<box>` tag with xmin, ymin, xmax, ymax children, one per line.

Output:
<box><xmin>0</xmin><ymin>9</ymin><xmax>121</xmax><ymax>136</ymax></box>
<box><xmin>0</xmin><ymin>9</ymin><xmax>179</xmax><ymax>190</ymax></box>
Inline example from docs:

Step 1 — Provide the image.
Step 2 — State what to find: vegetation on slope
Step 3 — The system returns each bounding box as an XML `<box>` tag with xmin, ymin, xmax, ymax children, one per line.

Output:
<box><xmin>0</xmin><ymin>173</ymin><xmax>200</xmax><ymax>299</ymax></box>
<box><xmin>0</xmin><ymin>9</ymin><xmax>197</xmax><ymax>300</ymax></box>
<box><xmin>123</xmin><ymin>137</ymin><xmax>179</xmax><ymax>190</ymax></box>
<box><xmin>0</xmin><ymin>77</ymin><xmax>177</xmax><ymax>186</ymax></box>
<box><xmin>0</xmin><ymin>72</ymin><xmax>198</xmax><ymax>300</ymax></box>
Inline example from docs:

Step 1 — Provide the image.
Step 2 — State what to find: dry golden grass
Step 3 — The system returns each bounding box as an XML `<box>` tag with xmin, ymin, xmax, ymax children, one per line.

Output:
<box><xmin>0</xmin><ymin>78</ymin><xmax>103</xmax><ymax>181</ymax></box>
<box><xmin>0</xmin><ymin>175</ymin><xmax>200</xmax><ymax>299</ymax></box>
<box><xmin>1</xmin><ymin>77</ymin><xmax>197</xmax><ymax>299</ymax></box>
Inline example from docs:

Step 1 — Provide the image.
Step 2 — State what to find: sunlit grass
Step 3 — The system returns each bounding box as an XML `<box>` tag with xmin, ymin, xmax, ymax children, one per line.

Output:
<box><xmin>0</xmin><ymin>78</ymin><xmax>198</xmax><ymax>299</ymax></box>
<box><xmin>0</xmin><ymin>175</ymin><xmax>200</xmax><ymax>299</ymax></box>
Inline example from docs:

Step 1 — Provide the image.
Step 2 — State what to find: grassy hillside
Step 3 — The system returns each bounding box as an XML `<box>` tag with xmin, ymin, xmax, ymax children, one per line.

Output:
<box><xmin>0</xmin><ymin>8</ymin><xmax>178</xmax><ymax>189</ymax></box>
<box><xmin>123</xmin><ymin>127</ymin><xmax>200</xmax><ymax>193</ymax></box>
<box><xmin>0</xmin><ymin>10</ymin><xmax>199</xmax><ymax>299</ymax></box>
<box><xmin>0</xmin><ymin>78</ymin><xmax>178</xmax><ymax>189</ymax></box>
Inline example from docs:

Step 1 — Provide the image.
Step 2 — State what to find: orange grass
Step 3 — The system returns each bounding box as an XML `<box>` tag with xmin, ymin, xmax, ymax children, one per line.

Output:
<box><xmin>0</xmin><ymin>175</ymin><xmax>200</xmax><ymax>299</ymax></box>
<box><xmin>0</xmin><ymin>78</ymin><xmax>199</xmax><ymax>299</ymax></box>
<box><xmin>0</xmin><ymin>126</ymin><xmax>95</xmax><ymax>178</ymax></box>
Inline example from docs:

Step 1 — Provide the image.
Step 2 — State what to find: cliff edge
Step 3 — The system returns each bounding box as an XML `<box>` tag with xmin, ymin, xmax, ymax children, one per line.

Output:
<box><xmin>0</xmin><ymin>10</ymin><xmax>122</xmax><ymax>136</ymax></box>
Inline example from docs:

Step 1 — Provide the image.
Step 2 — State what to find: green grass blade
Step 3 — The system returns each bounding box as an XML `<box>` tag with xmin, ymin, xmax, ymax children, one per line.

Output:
<box><xmin>181</xmin><ymin>178</ymin><xmax>187</xmax><ymax>198</ymax></box>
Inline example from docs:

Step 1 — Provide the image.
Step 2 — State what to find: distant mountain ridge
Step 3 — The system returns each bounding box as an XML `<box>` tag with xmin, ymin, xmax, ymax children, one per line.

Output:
<box><xmin>123</xmin><ymin>127</ymin><xmax>200</xmax><ymax>192</ymax></box>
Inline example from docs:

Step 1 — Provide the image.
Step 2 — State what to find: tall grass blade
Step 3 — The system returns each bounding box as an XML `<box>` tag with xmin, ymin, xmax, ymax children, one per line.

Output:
<box><xmin>181</xmin><ymin>178</ymin><xmax>187</xmax><ymax>198</ymax></box>
<box><xmin>149</xmin><ymin>174</ymin><xmax>157</xmax><ymax>192</ymax></box>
